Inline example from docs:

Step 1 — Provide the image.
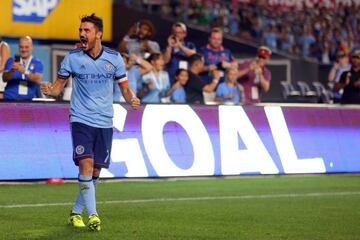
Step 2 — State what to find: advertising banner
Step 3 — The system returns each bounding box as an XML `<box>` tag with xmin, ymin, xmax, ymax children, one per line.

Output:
<box><xmin>0</xmin><ymin>0</ymin><xmax>112</xmax><ymax>40</ymax></box>
<box><xmin>0</xmin><ymin>103</ymin><xmax>359</xmax><ymax>180</ymax></box>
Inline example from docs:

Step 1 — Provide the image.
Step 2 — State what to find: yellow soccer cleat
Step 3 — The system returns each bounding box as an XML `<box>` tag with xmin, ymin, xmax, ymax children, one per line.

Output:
<box><xmin>87</xmin><ymin>214</ymin><xmax>101</xmax><ymax>231</ymax></box>
<box><xmin>68</xmin><ymin>214</ymin><xmax>86</xmax><ymax>228</ymax></box>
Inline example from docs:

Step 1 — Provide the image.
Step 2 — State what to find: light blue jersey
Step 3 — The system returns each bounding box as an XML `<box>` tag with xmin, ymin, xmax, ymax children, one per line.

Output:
<box><xmin>171</xmin><ymin>87</ymin><xmax>186</xmax><ymax>103</ymax></box>
<box><xmin>216</xmin><ymin>82</ymin><xmax>241</xmax><ymax>104</ymax></box>
<box><xmin>58</xmin><ymin>47</ymin><xmax>127</xmax><ymax>128</ymax></box>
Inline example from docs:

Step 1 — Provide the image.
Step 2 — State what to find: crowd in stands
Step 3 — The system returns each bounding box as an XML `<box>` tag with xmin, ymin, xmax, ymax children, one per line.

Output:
<box><xmin>116</xmin><ymin>19</ymin><xmax>273</xmax><ymax>104</ymax></box>
<box><xmin>148</xmin><ymin>0</ymin><xmax>360</xmax><ymax>64</ymax></box>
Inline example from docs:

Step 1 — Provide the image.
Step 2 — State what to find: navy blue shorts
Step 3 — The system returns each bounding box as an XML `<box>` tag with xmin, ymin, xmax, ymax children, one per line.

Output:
<box><xmin>71</xmin><ymin>122</ymin><xmax>113</xmax><ymax>169</ymax></box>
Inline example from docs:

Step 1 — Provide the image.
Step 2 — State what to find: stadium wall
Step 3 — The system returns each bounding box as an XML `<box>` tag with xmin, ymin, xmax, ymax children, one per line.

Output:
<box><xmin>0</xmin><ymin>102</ymin><xmax>359</xmax><ymax>180</ymax></box>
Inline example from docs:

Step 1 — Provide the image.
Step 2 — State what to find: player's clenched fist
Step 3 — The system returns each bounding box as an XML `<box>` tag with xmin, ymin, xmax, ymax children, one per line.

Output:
<box><xmin>130</xmin><ymin>96</ymin><xmax>141</xmax><ymax>110</ymax></box>
<box><xmin>41</xmin><ymin>83</ymin><xmax>53</xmax><ymax>96</ymax></box>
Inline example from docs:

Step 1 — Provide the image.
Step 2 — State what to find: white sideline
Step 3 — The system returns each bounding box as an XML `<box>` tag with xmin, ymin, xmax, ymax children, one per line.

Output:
<box><xmin>1</xmin><ymin>191</ymin><xmax>360</xmax><ymax>209</ymax></box>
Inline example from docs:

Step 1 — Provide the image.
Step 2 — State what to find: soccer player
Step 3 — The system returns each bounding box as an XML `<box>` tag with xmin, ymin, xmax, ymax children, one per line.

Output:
<box><xmin>41</xmin><ymin>14</ymin><xmax>140</xmax><ymax>231</ymax></box>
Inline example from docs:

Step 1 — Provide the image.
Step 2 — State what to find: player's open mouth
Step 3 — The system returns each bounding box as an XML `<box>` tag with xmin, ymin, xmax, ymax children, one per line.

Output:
<box><xmin>80</xmin><ymin>38</ymin><xmax>88</xmax><ymax>48</ymax></box>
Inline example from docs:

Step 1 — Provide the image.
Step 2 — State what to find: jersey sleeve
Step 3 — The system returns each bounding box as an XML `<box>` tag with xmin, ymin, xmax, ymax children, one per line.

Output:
<box><xmin>57</xmin><ymin>53</ymin><xmax>72</xmax><ymax>80</ymax></box>
<box><xmin>4</xmin><ymin>57</ymin><xmax>14</xmax><ymax>72</ymax></box>
<box><xmin>114</xmin><ymin>53</ymin><xmax>127</xmax><ymax>83</ymax></box>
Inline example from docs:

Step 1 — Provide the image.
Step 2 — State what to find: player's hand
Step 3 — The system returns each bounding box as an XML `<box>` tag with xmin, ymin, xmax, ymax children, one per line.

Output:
<box><xmin>41</xmin><ymin>83</ymin><xmax>53</xmax><ymax>96</ymax></box>
<box><xmin>130</xmin><ymin>96</ymin><xmax>140</xmax><ymax>110</ymax></box>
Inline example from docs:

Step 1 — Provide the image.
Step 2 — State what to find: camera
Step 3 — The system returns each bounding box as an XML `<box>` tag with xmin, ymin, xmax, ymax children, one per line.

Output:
<box><xmin>14</xmin><ymin>54</ymin><xmax>21</xmax><ymax>62</ymax></box>
<box><xmin>216</xmin><ymin>61</ymin><xmax>226</xmax><ymax>71</ymax></box>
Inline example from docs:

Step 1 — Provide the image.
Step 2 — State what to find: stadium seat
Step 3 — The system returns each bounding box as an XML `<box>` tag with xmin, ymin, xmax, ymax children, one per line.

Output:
<box><xmin>280</xmin><ymin>81</ymin><xmax>302</xmax><ymax>102</ymax></box>
<box><xmin>312</xmin><ymin>81</ymin><xmax>334</xmax><ymax>103</ymax></box>
<box><xmin>296</xmin><ymin>81</ymin><xmax>318</xmax><ymax>103</ymax></box>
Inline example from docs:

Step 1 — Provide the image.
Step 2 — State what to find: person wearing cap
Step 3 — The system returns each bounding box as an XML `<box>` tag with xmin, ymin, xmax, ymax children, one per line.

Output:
<box><xmin>163</xmin><ymin>22</ymin><xmax>196</xmax><ymax>84</ymax></box>
<box><xmin>335</xmin><ymin>49</ymin><xmax>360</xmax><ymax>104</ymax></box>
<box><xmin>328</xmin><ymin>51</ymin><xmax>351</xmax><ymax>102</ymax></box>
<box><xmin>237</xmin><ymin>46</ymin><xmax>272</xmax><ymax>104</ymax></box>
<box><xmin>199</xmin><ymin>27</ymin><xmax>237</xmax><ymax>84</ymax></box>
<box><xmin>118</xmin><ymin>19</ymin><xmax>160</xmax><ymax>58</ymax></box>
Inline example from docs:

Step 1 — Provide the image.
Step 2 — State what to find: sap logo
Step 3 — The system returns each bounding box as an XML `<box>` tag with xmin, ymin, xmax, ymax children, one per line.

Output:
<box><xmin>13</xmin><ymin>0</ymin><xmax>60</xmax><ymax>23</ymax></box>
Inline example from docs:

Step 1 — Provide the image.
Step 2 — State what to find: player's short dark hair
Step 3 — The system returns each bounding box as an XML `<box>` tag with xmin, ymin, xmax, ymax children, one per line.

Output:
<box><xmin>188</xmin><ymin>53</ymin><xmax>204</xmax><ymax>67</ymax></box>
<box><xmin>81</xmin><ymin>13</ymin><xmax>103</xmax><ymax>32</ymax></box>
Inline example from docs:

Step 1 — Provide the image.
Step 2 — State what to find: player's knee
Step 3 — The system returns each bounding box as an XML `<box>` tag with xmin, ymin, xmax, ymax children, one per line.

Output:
<box><xmin>79</xmin><ymin>158</ymin><xmax>94</xmax><ymax>176</ymax></box>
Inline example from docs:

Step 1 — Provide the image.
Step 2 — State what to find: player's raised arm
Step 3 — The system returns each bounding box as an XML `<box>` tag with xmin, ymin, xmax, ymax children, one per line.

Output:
<box><xmin>41</xmin><ymin>77</ymin><xmax>68</xmax><ymax>97</ymax></box>
<box><xmin>119</xmin><ymin>80</ymin><xmax>140</xmax><ymax>110</ymax></box>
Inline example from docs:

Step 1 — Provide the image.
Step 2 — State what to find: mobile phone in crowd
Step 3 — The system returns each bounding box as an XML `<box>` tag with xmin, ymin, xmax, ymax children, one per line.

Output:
<box><xmin>14</xmin><ymin>54</ymin><xmax>21</xmax><ymax>62</ymax></box>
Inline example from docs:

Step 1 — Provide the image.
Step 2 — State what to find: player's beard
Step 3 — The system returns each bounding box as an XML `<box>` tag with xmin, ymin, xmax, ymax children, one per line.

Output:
<box><xmin>80</xmin><ymin>38</ymin><xmax>95</xmax><ymax>52</ymax></box>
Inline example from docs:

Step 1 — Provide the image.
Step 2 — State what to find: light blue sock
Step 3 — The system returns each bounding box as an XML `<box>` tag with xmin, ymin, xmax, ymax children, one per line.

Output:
<box><xmin>72</xmin><ymin>176</ymin><xmax>100</xmax><ymax>215</ymax></box>
<box><xmin>78</xmin><ymin>175</ymin><xmax>97</xmax><ymax>217</ymax></box>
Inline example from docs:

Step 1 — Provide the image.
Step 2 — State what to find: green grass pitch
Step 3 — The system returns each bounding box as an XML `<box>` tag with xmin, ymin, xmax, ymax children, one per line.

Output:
<box><xmin>0</xmin><ymin>174</ymin><xmax>359</xmax><ymax>240</ymax></box>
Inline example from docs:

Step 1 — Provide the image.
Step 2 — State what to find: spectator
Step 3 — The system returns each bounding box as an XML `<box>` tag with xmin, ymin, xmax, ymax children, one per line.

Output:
<box><xmin>118</xmin><ymin>19</ymin><xmax>160</xmax><ymax>58</ymax></box>
<box><xmin>160</xmin><ymin>1</ymin><xmax>360</xmax><ymax>62</ymax></box>
<box><xmin>199</xmin><ymin>27</ymin><xmax>236</xmax><ymax>84</ymax></box>
<box><xmin>335</xmin><ymin>49</ymin><xmax>360</xmax><ymax>104</ymax></box>
<box><xmin>215</xmin><ymin>67</ymin><xmax>244</xmax><ymax>104</ymax></box>
<box><xmin>278</xmin><ymin>25</ymin><xmax>295</xmax><ymax>54</ymax></box>
<box><xmin>237</xmin><ymin>46</ymin><xmax>272</xmax><ymax>104</ymax></box>
<box><xmin>227</xmin><ymin>7</ymin><xmax>240</xmax><ymax>35</ymax></box>
<box><xmin>166</xmin><ymin>68</ymin><xmax>188</xmax><ymax>103</ymax></box>
<box><xmin>139</xmin><ymin>53</ymin><xmax>170</xmax><ymax>103</ymax></box>
<box><xmin>298</xmin><ymin>27</ymin><xmax>315</xmax><ymax>57</ymax></box>
<box><xmin>113</xmin><ymin>53</ymin><xmax>152</xmax><ymax>102</ymax></box>
<box><xmin>328</xmin><ymin>51</ymin><xmax>351</xmax><ymax>102</ymax></box>
<box><xmin>163</xmin><ymin>22</ymin><xmax>196</xmax><ymax>84</ymax></box>
<box><xmin>2</xmin><ymin>36</ymin><xmax>43</xmax><ymax>100</ymax></box>
<box><xmin>184</xmin><ymin>53</ymin><xmax>221</xmax><ymax>104</ymax></box>
<box><xmin>0</xmin><ymin>36</ymin><xmax>10</xmax><ymax>99</ymax></box>
<box><xmin>262</xmin><ymin>23</ymin><xmax>278</xmax><ymax>49</ymax></box>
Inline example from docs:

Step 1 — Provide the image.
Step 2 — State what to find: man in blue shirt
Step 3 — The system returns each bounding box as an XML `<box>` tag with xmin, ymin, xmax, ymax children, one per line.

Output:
<box><xmin>41</xmin><ymin>14</ymin><xmax>140</xmax><ymax>231</ymax></box>
<box><xmin>199</xmin><ymin>28</ymin><xmax>236</xmax><ymax>84</ymax></box>
<box><xmin>2</xmin><ymin>36</ymin><xmax>43</xmax><ymax>100</ymax></box>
